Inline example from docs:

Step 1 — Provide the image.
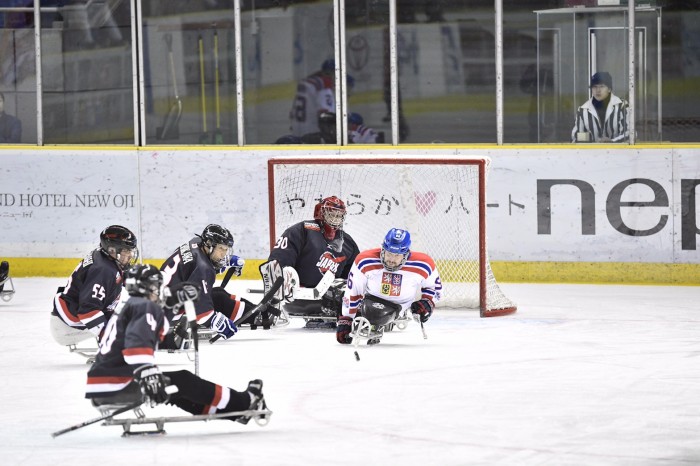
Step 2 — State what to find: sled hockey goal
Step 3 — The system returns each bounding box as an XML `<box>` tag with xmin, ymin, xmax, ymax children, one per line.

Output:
<box><xmin>267</xmin><ymin>157</ymin><xmax>516</xmax><ymax>317</ymax></box>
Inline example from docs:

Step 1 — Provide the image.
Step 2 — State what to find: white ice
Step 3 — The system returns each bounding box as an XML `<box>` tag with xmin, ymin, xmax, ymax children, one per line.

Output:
<box><xmin>1</xmin><ymin>278</ymin><xmax>699</xmax><ymax>465</ymax></box>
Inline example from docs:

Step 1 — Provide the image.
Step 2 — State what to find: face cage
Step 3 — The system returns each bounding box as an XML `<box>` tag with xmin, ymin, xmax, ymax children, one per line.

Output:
<box><xmin>109</xmin><ymin>245</ymin><xmax>139</xmax><ymax>269</ymax></box>
<box><xmin>322</xmin><ymin>207</ymin><xmax>345</xmax><ymax>229</ymax></box>
<box><xmin>380</xmin><ymin>248</ymin><xmax>409</xmax><ymax>272</ymax></box>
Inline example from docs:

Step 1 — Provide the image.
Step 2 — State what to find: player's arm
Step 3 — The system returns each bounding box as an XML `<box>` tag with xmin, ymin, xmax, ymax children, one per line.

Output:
<box><xmin>341</xmin><ymin>261</ymin><xmax>366</xmax><ymax>318</ymax></box>
<box><xmin>185</xmin><ymin>265</ymin><xmax>216</xmax><ymax>325</ymax></box>
<box><xmin>336</xmin><ymin>259</ymin><xmax>369</xmax><ymax>344</ymax></box>
<box><xmin>76</xmin><ymin>266</ymin><xmax>116</xmax><ymax>336</ymax></box>
<box><xmin>411</xmin><ymin>255</ymin><xmax>442</xmax><ymax>323</ymax></box>
<box><xmin>338</xmin><ymin>236</ymin><xmax>361</xmax><ymax>280</ymax></box>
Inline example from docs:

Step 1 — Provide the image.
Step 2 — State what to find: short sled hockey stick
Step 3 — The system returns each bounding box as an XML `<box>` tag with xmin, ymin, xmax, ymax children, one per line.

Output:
<box><xmin>219</xmin><ymin>265</ymin><xmax>237</xmax><ymax>290</ymax></box>
<box><xmin>184</xmin><ymin>300</ymin><xmax>200</xmax><ymax>376</ymax></box>
<box><xmin>51</xmin><ymin>401</ymin><xmax>143</xmax><ymax>438</ymax></box>
<box><xmin>209</xmin><ymin>276</ymin><xmax>284</xmax><ymax>343</ymax></box>
<box><xmin>420</xmin><ymin>320</ymin><xmax>428</xmax><ymax>340</ymax></box>
<box><xmin>246</xmin><ymin>270</ymin><xmax>335</xmax><ymax>301</ymax></box>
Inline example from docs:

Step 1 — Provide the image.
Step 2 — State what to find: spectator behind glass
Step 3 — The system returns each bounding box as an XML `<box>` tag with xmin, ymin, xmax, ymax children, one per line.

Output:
<box><xmin>0</xmin><ymin>92</ymin><xmax>21</xmax><ymax>143</ymax></box>
<box><xmin>571</xmin><ymin>72</ymin><xmax>629</xmax><ymax>143</ymax></box>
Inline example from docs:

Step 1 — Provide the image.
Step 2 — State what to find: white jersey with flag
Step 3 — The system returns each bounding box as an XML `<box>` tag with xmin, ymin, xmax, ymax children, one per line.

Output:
<box><xmin>342</xmin><ymin>247</ymin><xmax>442</xmax><ymax>318</ymax></box>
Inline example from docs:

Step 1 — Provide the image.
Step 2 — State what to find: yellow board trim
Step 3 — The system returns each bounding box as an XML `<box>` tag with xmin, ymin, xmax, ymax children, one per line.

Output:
<box><xmin>5</xmin><ymin>258</ymin><xmax>699</xmax><ymax>286</ymax></box>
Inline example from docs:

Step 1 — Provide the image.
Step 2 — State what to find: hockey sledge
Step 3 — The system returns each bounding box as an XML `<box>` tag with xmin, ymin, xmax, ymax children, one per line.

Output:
<box><xmin>68</xmin><ymin>343</ymin><xmax>98</xmax><ymax>364</ymax></box>
<box><xmin>52</xmin><ymin>400</ymin><xmax>272</xmax><ymax>437</ymax></box>
<box><xmin>0</xmin><ymin>276</ymin><xmax>15</xmax><ymax>302</ymax></box>
<box><xmin>102</xmin><ymin>405</ymin><xmax>272</xmax><ymax>436</ymax></box>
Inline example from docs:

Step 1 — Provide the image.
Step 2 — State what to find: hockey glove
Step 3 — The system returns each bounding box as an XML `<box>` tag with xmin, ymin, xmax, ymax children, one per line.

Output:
<box><xmin>218</xmin><ymin>255</ymin><xmax>245</xmax><ymax>276</ymax></box>
<box><xmin>134</xmin><ymin>364</ymin><xmax>169</xmax><ymax>405</ymax></box>
<box><xmin>164</xmin><ymin>281</ymin><xmax>200</xmax><ymax>310</ymax></box>
<box><xmin>210</xmin><ymin>311</ymin><xmax>238</xmax><ymax>340</ymax></box>
<box><xmin>336</xmin><ymin>316</ymin><xmax>353</xmax><ymax>344</ymax></box>
<box><xmin>410</xmin><ymin>298</ymin><xmax>434</xmax><ymax>323</ymax></box>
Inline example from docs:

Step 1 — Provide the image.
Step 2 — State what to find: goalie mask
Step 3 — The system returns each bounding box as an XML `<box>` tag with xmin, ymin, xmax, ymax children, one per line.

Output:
<box><xmin>125</xmin><ymin>264</ymin><xmax>163</xmax><ymax>302</ymax></box>
<box><xmin>313</xmin><ymin>196</ymin><xmax>346</xmax><ymax>241</ymax></box>
<box><xmin>199</xmin><ymin>224</ymin><xmax>234</xmax><ymax>269</ymax></box>
<box><xmin>381</xmin><ymin>228</ymin><xmax>411</xmax><ymax>272</ymax></box>
<box><xmin>100</xmin><ymin>225</ymin><xmax>139</xmax><ymax>270</ymax></box>
<box><xmin>360</xmin><ymin>293</ymin><xmax>402</xmax><ymax>327</ymax></box>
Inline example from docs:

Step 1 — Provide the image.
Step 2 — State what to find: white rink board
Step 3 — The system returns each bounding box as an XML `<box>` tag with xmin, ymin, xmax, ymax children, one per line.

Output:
<box><xmin>0</xmin><ymin>148</ymin><xmax>697</xmax><ymax>264</ymax></box>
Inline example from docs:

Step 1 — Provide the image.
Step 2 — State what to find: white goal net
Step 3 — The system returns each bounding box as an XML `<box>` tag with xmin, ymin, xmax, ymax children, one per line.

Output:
<box><xmin>267</xmin><ymin>156</ymin><xmax>516</xmax><ymax>317</ymax></box>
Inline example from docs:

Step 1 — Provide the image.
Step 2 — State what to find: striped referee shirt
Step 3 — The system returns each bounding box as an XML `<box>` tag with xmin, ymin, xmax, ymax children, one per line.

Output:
<box><xmin>571</xmin><ymin>93</ymin><xmax>629</xmax><ymax>143</ymax></box>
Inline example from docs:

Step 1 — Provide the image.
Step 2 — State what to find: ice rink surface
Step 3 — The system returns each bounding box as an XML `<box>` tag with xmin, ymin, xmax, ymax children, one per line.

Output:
<box><xmin>1</xmin><ymin>278</ymin><xmax>699</xmax><ymax>466</ymax></box>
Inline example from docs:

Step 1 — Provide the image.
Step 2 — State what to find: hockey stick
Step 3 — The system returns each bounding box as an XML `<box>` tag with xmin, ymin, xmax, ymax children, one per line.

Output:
<box><xmin>51</xmin><ymin>401</ymin><xmax>143</xmax><ymax>438</ymax></box>
<box><xmin>198</xmin><ymin>34</ymin><xmax>209</xmax><ymax>144</ymax></box>
<box><xmin>246</xmin><ymin>270</ymin><xmax>335</xmax><ymax>301</ymax></box>
<box><xmin>209</xmin><ymin>276</ymin><xmax>284</xmax><ymax>343</ymax></box>
<box><xmin>420</xmin><ymin>320</ymin><xmax>428</xmax><ymax>340</ymax></box>
<box><xmin>184</xmin><ymin>300</ymin><xmax>199</xmax><ymax>376</ymax></box>
<box><xmin>212</xmin><ymin>30</ymin><xmax>223</xmax><ymax>144</ymax></box>
<box><xmin>156</xmin><ymin>33</ymin><xmax>182</xmax><ymax>140</ymax></box>
<box><xmin>219</xmin><ymin>266</ymin><xmax>237</xmax><ymax>290</ymax></box>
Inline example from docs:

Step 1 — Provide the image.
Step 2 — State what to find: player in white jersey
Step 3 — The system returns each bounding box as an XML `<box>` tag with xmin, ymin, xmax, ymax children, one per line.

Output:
<box><xmin>336</xmin><ymin>227</ymin><xmax>442</xmax><ymax>345</ymax></box>
<box><xmin>348</xmin><ymin>112</ymin><xmax>383</xmax><ymax>144</ymax></box>
<box><xmin>289</xmin><ymin>59</ymin><xmax>336</xmax><ymax>137</ymax></box>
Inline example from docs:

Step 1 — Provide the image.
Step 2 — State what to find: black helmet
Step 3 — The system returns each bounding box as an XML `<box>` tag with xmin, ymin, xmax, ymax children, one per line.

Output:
<box><xmin>318</xmin><ymin>112</ymin><xmax>337</xmax><ymax>143</ymax></box>
<box><xmin>200</xmin><ymin>224</ymin><xmax>234</xmax><ymax>249</ymax></box>
<box><xmin>199</xmin><ymin>224</ymin><xmax>234</xmax><ymax>268</ymax></box>
<box><xmin>125</xmin><ymin>264</ymin><xmax>163</xmax><ymax>299</ymax></box>
<box><xmin>100</xmin><ymin>225</ymin><xmax>138</xmax><ymax>269</ymax></box>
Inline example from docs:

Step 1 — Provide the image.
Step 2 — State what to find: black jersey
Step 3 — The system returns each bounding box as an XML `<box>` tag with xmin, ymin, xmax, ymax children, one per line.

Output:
<box><xmin>86</xmin><ymin>296</ymin><xmax>169</xmax><ymax>398</ymax></box>
<box><xmin>160</xmin><ymin>237</ymin><xmax>216</xmax><ymax>325</ymax></box>
<box><xmin>52</xmin><ymin>249</ymin><xmax>124</xmax><ymax>333</ymax></box>
<box><xmin>268</xmin><ymin>220</ymin><xmax>360</xmax><ymax>288</ymax></box>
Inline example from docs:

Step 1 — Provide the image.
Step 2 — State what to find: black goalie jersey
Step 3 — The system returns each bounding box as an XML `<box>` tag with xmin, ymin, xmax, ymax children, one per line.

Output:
<box><xmin>268</xmin><ymin>220</ymin><xmax>360</xmax><ymax>288</ymax></box>
<box><xmin>85</xmin><ymin>296</ymin><xmax>169</xmax><ymax>398</ymax></box>
<box><xmin>160</xmin><ymin>237</ymin><xmax>217</xmax><ymax>325</ymax></box>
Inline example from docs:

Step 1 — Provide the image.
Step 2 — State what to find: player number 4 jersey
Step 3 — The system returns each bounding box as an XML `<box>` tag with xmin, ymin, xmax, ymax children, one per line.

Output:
<box><xmin>342</xmin><ymin>248</ymin><xmax>442</xmax><ymax>317</ymax></box>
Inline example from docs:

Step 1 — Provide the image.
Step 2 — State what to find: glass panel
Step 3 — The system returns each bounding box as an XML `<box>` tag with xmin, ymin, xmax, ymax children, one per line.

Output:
<box><xmin>0</xmin><ymin>2</ymin><xmax>37</xmax><ymax>144</ymax></box>
<box><xmin>141</xmin><ymin>1</ymin><xmax>238</xmax><ymax>145</ymax></box>
<box><xmin>242</xmin><ymin>0</ymin><xmax>335</xmax><ymax>144</ymax></box>
<box><xmin>661</xmin><ymin>2</ymin><xmax>700</xmax><ymax>142</ymax></box>
<box><xmin>503</xmin><ymin>0</ymin><xmax>553</xmax><ymax>143</ymax></box>
<box><xmin>532</xmin><ymin>4</ymin><xmax>663</xmax><ymax>143</ymax></box>
<box><xmin>344</xmin><ymin>0</ymin><xmax>389</xmax><ymax>144</ymax></box>
<box><xmin>396</xmin><ymin>0</ymin><xmax>496</xmax><ymax>143</ymax></box>
<box><xmin>41</xmin><ymin>0</ymin><xmax>133</xmax><ymax>144</ymax></box>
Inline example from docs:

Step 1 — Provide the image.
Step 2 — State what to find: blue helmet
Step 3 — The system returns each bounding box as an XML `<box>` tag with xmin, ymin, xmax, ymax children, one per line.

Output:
<box><xmin>274</xmin><ymin>135</ymin><xmax>303</xmax><ymax>144</ymax></box>
<box><xmin>381</xmin><ymin>228</ymin><xmax>411</xmax><ymax>271</ymax></box>
<box><xmin>321</xmin><ymin>58</ymin><xmax>335</xmax><ymax>73</ymax></box>
<box><xmin>348</xmin><ymin>112</ymin><xmax>363</xmax><ymax>126</ymax></box>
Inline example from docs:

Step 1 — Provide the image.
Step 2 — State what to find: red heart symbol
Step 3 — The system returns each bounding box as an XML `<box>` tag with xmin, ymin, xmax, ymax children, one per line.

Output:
<box><xmin>414</xmin><ymin>191</ymin><xmax>437</xmax><ymax>215</ymax></box>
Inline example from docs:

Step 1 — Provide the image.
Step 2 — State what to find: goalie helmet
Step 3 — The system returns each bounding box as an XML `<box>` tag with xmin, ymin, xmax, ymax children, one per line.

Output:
<box><xmin>313</xmin><ymin>196</ymin><xmax>346</xmax><ymax>241</ymax></box>
<box><xmin>199</xmin><ymin>224</ymin><xmax>234</xmax><ymax>269</ymax></box>
<box><xmin>381</xmin><ymin>228</ymin><xmax>411</xmax><ymax>272</ymax></box>
<box><xmin>125</xmin><ymin>264</ymin><xmax>163</xmax><ymax>301</ymax></box>
<box><xmin>100</xmin><ymin>225</ymin><xmax>139</xmax><ymax>270</ymax></box>
<box><xmin>361</xmin><ymin>293</ymin><xmax>402</xmax><ymax>327</ymax></box>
